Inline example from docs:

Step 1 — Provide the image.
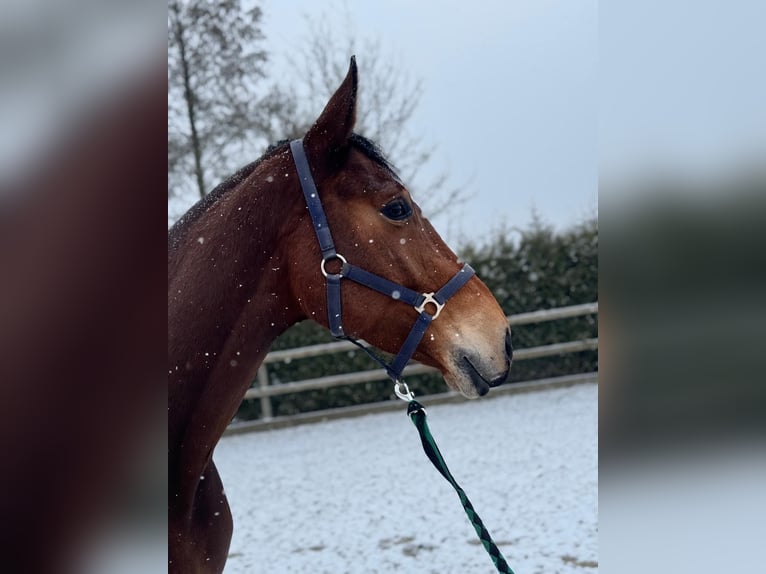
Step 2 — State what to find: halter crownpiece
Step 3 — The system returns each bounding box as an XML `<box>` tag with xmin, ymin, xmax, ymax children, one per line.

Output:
<box><xmin>289</xmin><ymin>139</ymin><xmax>475</xmax><ymax>387</ymax></box>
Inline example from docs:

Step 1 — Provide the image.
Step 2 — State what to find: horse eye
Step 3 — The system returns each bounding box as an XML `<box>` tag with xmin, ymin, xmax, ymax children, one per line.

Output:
<box><xmin>380</xmin><ymin>198</ymin><xmax>412</xmax><ymax>221</ymax></box>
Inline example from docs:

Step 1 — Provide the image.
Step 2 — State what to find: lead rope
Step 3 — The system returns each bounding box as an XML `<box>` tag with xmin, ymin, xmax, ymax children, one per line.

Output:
<box><xmin>397</xmin><ymin>385</ymin><xmax>516</xmax><ymax>574</ymax></box>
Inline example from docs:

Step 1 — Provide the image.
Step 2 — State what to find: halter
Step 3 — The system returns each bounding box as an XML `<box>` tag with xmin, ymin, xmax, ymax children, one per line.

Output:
<box><xmin>290</xmin><ymin>139</ymin><xmax>475</xmax><ymax>397</ymax></box>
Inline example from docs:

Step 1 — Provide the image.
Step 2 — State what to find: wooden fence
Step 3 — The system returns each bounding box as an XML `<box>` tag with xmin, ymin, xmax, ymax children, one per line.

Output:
<box><xmin>227</xmin><ymin>302</ymin><xmax>598</xmax><ymax>433</ymax></box>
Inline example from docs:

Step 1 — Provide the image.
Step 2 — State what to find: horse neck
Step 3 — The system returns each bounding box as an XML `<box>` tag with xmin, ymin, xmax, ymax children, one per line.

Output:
<box><xmin>168</xmin><ymin>151</ymin><xmax>305</xmax><ymax>453</ymax></box>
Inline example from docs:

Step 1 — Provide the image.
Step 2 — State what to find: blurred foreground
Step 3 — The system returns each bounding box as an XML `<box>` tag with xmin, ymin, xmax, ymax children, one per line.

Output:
<box><xmin>600</xmin><ymin>172</ymin><xmax>766</xmax><ymax>574</ymax></box>
<box><xmin>0</xmin><ymin>2</ymin><xmax>166</xmax><ymax>572</ymax></box>
<box><xmin>600</xmin><ymin>0</ymin><xmax>766</xmax><ymax>569</ymax></box>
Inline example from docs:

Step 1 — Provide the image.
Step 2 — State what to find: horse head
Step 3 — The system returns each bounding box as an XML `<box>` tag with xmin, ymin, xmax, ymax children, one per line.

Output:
<box><xmin>284</xmin><ymin>58</ymin><xmax>512</xmax><ymax>398</ymax></box>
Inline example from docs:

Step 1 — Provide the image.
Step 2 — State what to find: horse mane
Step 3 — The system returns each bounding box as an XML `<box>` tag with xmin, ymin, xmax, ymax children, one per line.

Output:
<box><xmin>168</xmin><ymin>134</ymin><xmax>396</xmax><ymax>250</ymax></box>
<box><xmin>168</xmin><ymin>142</ymin><xmax>285</xmax><ymax>250</ymax></box>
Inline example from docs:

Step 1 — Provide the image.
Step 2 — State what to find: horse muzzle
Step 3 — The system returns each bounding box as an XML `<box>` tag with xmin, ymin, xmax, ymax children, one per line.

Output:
<box><xmin>451</xmin><ymin>328</ymin><xmax>513</xmax><ymax>397</ymax></box>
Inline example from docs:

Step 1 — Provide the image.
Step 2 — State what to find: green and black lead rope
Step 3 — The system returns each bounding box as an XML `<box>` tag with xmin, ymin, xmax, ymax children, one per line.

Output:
<box><xmin>407</xmin><ymin>400</ymin><xmax>515</xmax><ymax>574</ymax></box>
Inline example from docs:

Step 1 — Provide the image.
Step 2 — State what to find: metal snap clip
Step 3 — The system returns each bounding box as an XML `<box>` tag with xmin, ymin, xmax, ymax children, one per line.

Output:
<box><xmin>394</xmin><ymin>380</ymin><xmax>415</xmax><ymax>402</ymax></box>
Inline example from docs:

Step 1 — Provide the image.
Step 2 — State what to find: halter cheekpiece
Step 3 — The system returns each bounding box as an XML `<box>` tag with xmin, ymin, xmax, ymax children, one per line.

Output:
<box><xmin>289</xmin><ymin>139</ymin><xmax>475</xmax><ymax>393</ymax></box>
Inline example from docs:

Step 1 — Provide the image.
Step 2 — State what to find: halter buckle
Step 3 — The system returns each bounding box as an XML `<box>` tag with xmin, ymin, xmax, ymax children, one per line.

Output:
<box><xmin>320</xmin><ymin>253</ymin><xmax>347</xmax><ymax>278</ymax></box>
<box><xmin>414</xmin><ymin>292</ymin><xmax>444</xmax><ymax>319</ymax></box>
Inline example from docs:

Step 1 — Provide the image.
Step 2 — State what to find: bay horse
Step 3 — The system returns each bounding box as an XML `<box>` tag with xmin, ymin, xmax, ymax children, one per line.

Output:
<box><xmin>168</xmin><ymin>57</ymin><xmax>513</xmax><ymax>573</ymax></box>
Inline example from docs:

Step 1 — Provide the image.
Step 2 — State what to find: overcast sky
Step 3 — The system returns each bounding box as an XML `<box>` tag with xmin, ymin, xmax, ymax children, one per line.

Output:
<box><xmin>601</xmin><ymin>0</ymin><xmax>766</xmax><ymax>185</ymax></box>
<box><xmin>260</xmin><ymin>0</ymin><xmax>598</xmax><ymax>243</ymax></box>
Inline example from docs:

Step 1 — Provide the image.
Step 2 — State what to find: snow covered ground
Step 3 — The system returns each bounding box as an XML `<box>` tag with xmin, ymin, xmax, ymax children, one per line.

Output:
<box><xmin>216</xmin><ymin>383</ymin><xmax>598</xmax><ymax>574</ymax></box>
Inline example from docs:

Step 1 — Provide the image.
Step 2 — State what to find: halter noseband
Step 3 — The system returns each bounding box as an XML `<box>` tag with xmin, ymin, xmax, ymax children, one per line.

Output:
<box><xmin>289</xmin><ymin>139</ymin><xmax>475</xmax><ymax>394</ymax></box>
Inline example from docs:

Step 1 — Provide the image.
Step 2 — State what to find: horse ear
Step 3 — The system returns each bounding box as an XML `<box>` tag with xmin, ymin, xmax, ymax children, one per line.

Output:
<box><xmin>303</xmin><ymin>56</ymin><xmax>358</xmax><ymax>168</ymax></box>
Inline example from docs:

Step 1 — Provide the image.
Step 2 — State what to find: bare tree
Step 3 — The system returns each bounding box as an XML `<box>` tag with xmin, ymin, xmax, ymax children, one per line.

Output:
<box><xmin>168</xmin><ymin>0</ymin><xmax>273</xmax><ymax>200</ymax></box>
<box><xmin>277</xmin><ymin>9</ymin><xmax>468</xmax><ymax>218</ymax></box>
<box><xmin>167</xmin><ymin>1</ymin><xmax>467</xmax><ymax>221</ymax></box>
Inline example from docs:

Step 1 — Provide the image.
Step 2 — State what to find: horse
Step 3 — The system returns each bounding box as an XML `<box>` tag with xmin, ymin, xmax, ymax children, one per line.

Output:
<box><xmin>168</xmin><ymin>57</ymin><xmax>513</xmax><ymax>574</ymax></box>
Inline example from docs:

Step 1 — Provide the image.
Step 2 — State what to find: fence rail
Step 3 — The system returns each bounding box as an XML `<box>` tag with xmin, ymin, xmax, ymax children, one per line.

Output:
<box><xmin>260</xmin><ymin>302</ymin><xmax>599</xmax><ymax>365</ymax></box>
<box><xmin>241</xmin><ymin>302</ymin><xmax>598</xmax><ymax>427</ymax></box>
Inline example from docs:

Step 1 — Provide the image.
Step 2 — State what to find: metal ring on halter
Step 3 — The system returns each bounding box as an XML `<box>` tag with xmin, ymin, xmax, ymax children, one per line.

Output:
<box><xmin>394</xmin><ymin>381</ymin><xmax>415</xmax><ymax>402</ymax></box>
<box><xmin>320</xmin><ymin>253</ymin><xmax>347</xmax><ymax>278</ymax></box>
<box><xmin>414</xmin><ymin>292</ymin><xmax>445</xmax><ymax>319</ymax></box>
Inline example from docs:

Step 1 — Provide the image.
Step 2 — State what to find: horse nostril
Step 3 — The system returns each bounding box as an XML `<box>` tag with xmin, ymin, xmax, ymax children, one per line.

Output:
<box><xmin>504</xmin><ymin>329</ymin><xmax>513</xmax><ymax>361</ymax></box>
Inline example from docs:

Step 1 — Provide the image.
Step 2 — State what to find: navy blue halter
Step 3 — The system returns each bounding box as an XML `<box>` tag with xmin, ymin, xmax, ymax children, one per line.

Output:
<box><xmin>289</xmin><ymin>139</ymin><xmax>475</xmax><ymax>390</ymax></box>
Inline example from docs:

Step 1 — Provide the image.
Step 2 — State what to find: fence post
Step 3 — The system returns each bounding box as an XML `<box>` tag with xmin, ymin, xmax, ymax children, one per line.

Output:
<box><xmin>258</xmin><ymin>365</ymin><xmax>273</xmax><ymax>420</ymax></box>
